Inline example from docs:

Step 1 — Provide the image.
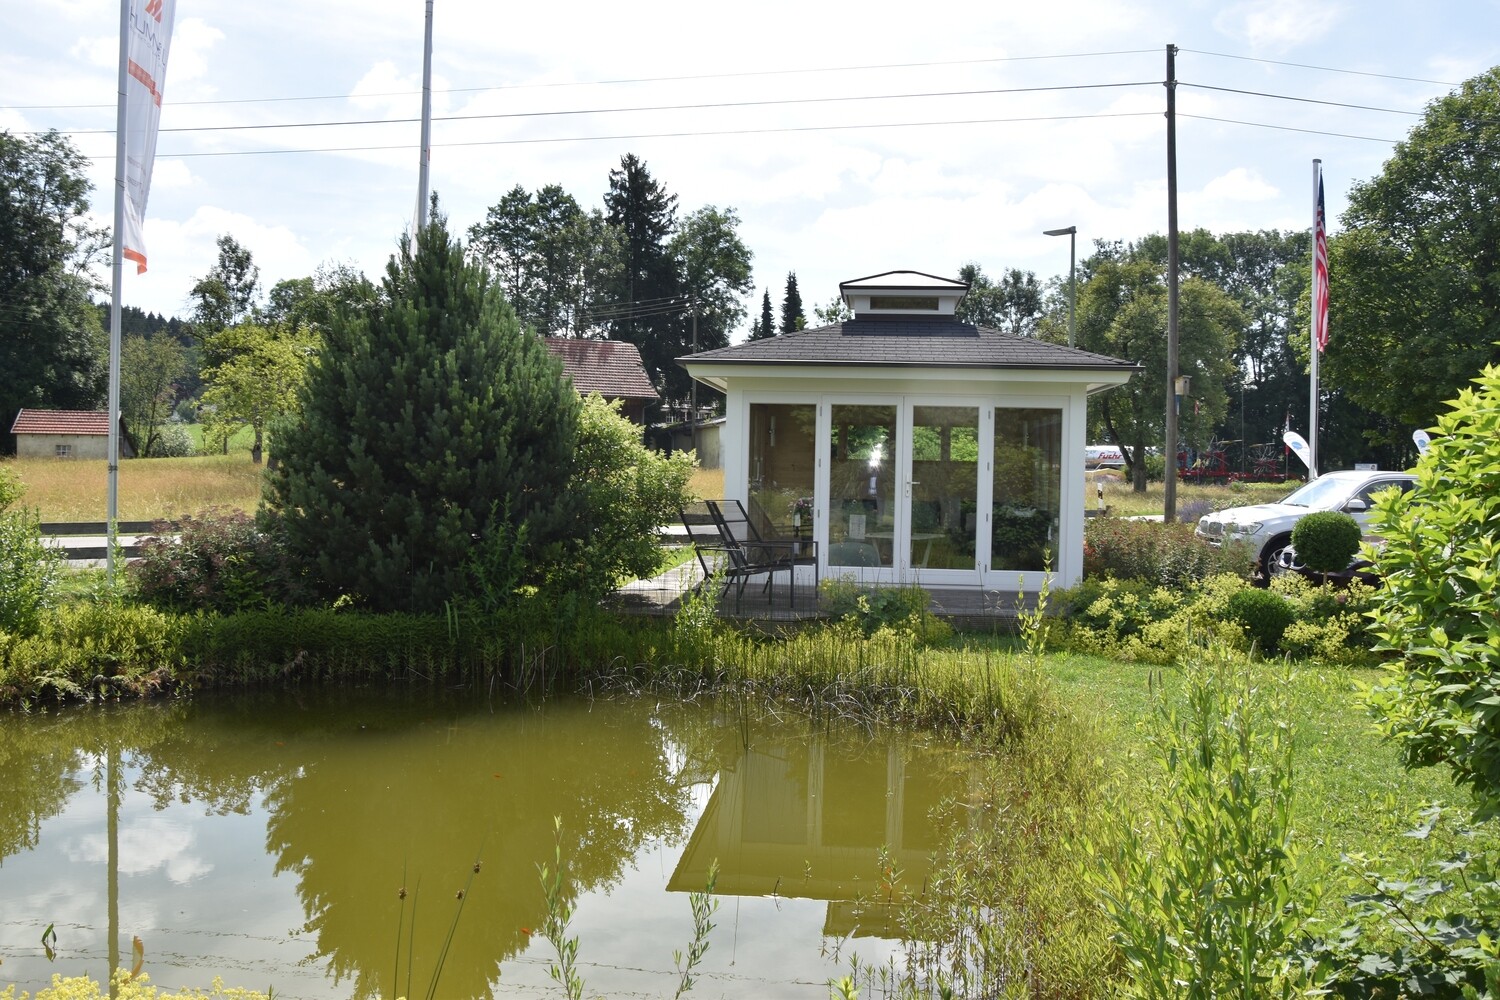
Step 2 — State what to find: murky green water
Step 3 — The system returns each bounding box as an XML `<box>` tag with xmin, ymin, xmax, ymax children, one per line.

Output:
<box><xmin>0</xmin><ymin>689</ymin><xmax>974</xmax><ymax>999</ymax></box>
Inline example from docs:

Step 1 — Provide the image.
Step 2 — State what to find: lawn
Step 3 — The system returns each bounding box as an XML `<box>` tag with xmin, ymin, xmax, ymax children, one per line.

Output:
<box><xmin>1045</xmin><ymin>651</ymin><xmax>1479</xmax><ymax>880</ymax></box>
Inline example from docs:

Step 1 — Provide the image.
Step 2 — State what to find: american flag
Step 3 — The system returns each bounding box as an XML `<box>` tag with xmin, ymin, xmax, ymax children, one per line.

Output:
<box><xmin>1313</xmin><ymin>170</ymin><xmax>1329</xmax><ymax>352</ymax></box>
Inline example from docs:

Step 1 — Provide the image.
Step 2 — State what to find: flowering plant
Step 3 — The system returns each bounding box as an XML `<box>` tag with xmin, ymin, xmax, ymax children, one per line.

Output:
<box><xmin>790</xmin><ymin>496</ymin><xmax>814</xmax><ymax>519</ymax></box>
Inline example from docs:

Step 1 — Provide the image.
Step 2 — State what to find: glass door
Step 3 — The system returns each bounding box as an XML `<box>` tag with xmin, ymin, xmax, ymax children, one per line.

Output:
<box><xmin>824</xmin><ymin>400</ymin><xmax>981</xmax><ymax>582</ymax></box>
<box><xmin>826</xmin><ymin>403</ymin><xmax>898</xmax><ymax>576</ymax></box>
<box><xmin>990</xmin><ymin>406</ymin><xmax>1062</xmax><ymax>576</ymax></box>
<box><xmin>907</xmin><ymin>404</ymin><xmax>980</xmax><ymax>575</ymax></box>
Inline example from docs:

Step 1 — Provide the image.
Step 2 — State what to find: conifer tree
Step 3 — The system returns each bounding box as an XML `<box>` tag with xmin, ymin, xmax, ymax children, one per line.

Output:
<box><xmin>604</xmin><ymin>155</ymin><xmax>681</xmax><ymax>385</ymax></box>
<box><xmin>780</xmin><ymin>272</ymin><xmax>805</xmax><ymax>334</ymax></box>
<box><xmin>750</xmin><ymin>288</ymin><xmax>776</xmax><ymax>340</ymax></box>
<box><xmin>265</xmin><ymin>206</ymin><xmax>581</xmax><ymax>612</ymax></box>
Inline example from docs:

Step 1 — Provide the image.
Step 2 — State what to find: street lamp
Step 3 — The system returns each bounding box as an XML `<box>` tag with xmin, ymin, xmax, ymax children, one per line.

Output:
<box><xmin>1043</xmin><ymin>226</ymin><xmax>1077</xmax><ymax>348</ymax></box>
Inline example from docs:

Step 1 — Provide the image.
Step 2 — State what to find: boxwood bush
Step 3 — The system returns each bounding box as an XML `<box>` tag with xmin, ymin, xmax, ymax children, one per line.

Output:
<box><xmin>1291</xmin><ymin>511</ymin><xmax>1363</xmax><ymax>575</ymax></box>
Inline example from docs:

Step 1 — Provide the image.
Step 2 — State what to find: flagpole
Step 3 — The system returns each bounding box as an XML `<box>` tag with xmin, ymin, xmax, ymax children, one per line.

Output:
<box><xmin>107</xmin><ymin>0</ymin><xmax>130</xmax><ymax>581</ymax></box>
<box><xmin>1308</xmin><ymin>158</ymin><xmax>1321</xmax><ymax>479</ymax></box>
<box><xmin>416</xmin><ymin>0</ymin><xmax>433</xmax><ymax>230</ymax></box>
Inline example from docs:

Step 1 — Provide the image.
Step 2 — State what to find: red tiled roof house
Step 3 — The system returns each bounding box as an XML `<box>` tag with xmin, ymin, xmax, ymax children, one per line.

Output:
<box><xmin>9</xmin><ymin>409</ymin><xmax>136</xmax><ymax>460</ymax></box>
<box><xmin>544</xmin><ymin>337</ymin><xmax>659</xmax><ymax>425</ymax></box>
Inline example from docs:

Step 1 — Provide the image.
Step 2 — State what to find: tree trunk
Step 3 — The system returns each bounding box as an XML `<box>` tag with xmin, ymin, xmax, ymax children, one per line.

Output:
<box><xmin>252</xmin><ymin>426</ymin><xmax>263</xmax><ymax>465</ymax></box>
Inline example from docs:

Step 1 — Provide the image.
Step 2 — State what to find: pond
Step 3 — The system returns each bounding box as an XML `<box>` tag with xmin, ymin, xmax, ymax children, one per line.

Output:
<box><xmin>0</xmin><ymin>689</ymin><xmax>977</xmax><ymax>999</ymax></box>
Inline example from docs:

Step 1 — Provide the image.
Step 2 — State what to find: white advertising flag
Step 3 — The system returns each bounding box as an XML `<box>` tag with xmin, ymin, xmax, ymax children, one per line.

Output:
<box><xmin>1282</xmin><ymin>430</ymin><xmax>1313</xmax><ymax>472</ymax></box>
<box><xmin>121</xmin><ymin>0</ymin><xmax>174</xmax><ymax>273</ymax></box>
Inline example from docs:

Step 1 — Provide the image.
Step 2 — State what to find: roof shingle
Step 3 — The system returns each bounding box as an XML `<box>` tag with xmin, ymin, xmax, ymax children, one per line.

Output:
<box><xmin>10</xmin><ymin>409</ymin><xmax>113</xmax><ymax>436</ymax></box>
<box><xmin>678</xmin><ymin>319</ymin><xmax>1138</xmax><ymax>371</ymax></box>
<box><xmin>545</xmin><ymin>338</ymin><xmax>659</xmax><ymax>400</ymax></box>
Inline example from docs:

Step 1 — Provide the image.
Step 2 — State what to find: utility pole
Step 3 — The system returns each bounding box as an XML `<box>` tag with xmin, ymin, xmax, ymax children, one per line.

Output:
<box><xmin>1164</xmin><ymin>43</ymin><xmax>1181</xmax><ymax>523</ymax></box>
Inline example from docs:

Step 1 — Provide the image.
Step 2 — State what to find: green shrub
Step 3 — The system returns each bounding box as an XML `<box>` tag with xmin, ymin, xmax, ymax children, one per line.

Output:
<box><xmin>1366</xmin><ymin>361</ymin><xmax>1500</xmax><ymax>819</ymax></box>
<box><xmin>150</xmin><ymin>421</ymin><xmax>196</xmax><ymax>458</ymax></box>
<box><xmin>1301</xmin><ymin>808</ymin><xmax>1500</xmax><ymax>994</ymax></box>
<box><xmin>1054</xmin><ymin>572</ymin><xmax>1376</xmax><ymax>666</ymax></box>
<box><xmin>1291</xmin><ymin>510</ymin><xmax>1363</xmax><ymax>574</ymax></box>
<box><xmin>0</xmin><ymin>506</ymin><xmax>64</xmax><ymax>636</ymax></box>
<box><xmin>1225</xmin><ymin>587</ymin><xmax>1295</xmax><ymax>656</ymax></box>
<box><xmin>1271</xmin><ymin>574</ymin><xmax>1380</xmax><ymax>665</ymax></box>
<box><xmin>818</xmin><ymin>577</ymin><xmax>952</xmax><ymax>646</ymax></box>
<box><xmin>0</xmin><ymin>602</ymin><xmax>187</xmax><ymax>702</ymax></box>
<box><xmin>1059</xmin><ymin>577</ymin><xmax>1180</xmax><ymax>639</ymax></box>
<box><xmin>130</xmin><ymin>508</ymin><xmax>297</xmax><ymax>614</ymax></box>
<box><xmin>0</xmin><ymin>464</ymin><xmax>23</xmax><ymax>512</ymax></box>
<box><xmin>543</xmin><ymin>394</ymin><xmax>695</xmax><ymax>602</ymax></box>
<box><xmin>1083</xmin><ymin>517</ymin><xmax>1254</xmax><ymax>588</ymax></box>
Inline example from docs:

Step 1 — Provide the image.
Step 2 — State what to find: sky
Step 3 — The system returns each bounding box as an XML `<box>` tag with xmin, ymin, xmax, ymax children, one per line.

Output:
<box><xmin>6</xmin><ymin>0</ymin><xmax>1499</xmax><ymax>336</ymax></box>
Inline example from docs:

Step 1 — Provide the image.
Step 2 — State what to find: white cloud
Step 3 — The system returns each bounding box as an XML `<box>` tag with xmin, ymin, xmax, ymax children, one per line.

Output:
<box><xmin>1213</xmin><ymin>0</ymin><xmax>1344</xmax><ymax>53</ymax></box>
<box><xmin>151</xmin><ymin>159</ymin><xmax>197</xmax><ymax>191</ymax></box>
<box><xmin>1201</xmin><ymin>167</ymin><xmax>1279</xmax><ymax>203</ymax></box>
<box><xmin>169</xmin><ymin>18</ymin><xmax>226</xmax><ymax>86</ymax></box>
<box><xmin>69</xmin><ymin>33</ymin><xmax>116</xmax><ymax>69</ymax></box>
<box><xmin>68</xmin><ymin>816</ymin><xmax>212</xmax><ymax>885</ymax></box>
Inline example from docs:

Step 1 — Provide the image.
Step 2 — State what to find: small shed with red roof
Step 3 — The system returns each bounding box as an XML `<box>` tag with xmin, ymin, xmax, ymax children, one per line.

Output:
<box><xmin>10</xmin><ymin>409</ymin><xmax>135</xmax><ymax>460</ymax></box>
<box><xmin>544</xmin><ymin>337</ymin><xmax>659</xmax><ymax>425</ymax></box>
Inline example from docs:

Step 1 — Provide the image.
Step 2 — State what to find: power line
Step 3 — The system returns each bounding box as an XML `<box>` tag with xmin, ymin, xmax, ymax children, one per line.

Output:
<box><xmin>4</xmin><ymin>47</ymin><xmax>1160</xmax><ymax>112</ymax></box>
<box><xmin>51</xmin><ymin>80</ymin><xmax>1159</xmax><ymax>138</ymax></box>
<box><xmin>1179</xmin><ymin>48</ymin><xmax>1462</xmax><ymax>88</ymax></box>
<box><xmin>134</xmin><ymin>111</ymin><xmax>1159</xmax><ymax>160</ymax></box>
<box><xmin>1179</xmin><ymin>113</ymin><xmax>1399</xmax><ymax>143</ymax></box>
<box><xmin>1179</xmin><ymin>81</ymin><xmax>1426</xmax><ymax>117</ymax></box>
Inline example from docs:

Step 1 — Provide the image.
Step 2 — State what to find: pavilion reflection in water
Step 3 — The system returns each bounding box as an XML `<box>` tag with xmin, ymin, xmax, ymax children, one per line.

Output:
<box><xmin>668</xmin><ymin>731</ymin><xmax>974</xmax><ymax>939</ymax></box>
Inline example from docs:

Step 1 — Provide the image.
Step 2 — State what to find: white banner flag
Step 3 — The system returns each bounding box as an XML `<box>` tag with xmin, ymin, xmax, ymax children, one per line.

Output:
<box><xmin>121</xmin><ymin>0</ymin><xmax>175</xmax><ymax>273</ymax></box>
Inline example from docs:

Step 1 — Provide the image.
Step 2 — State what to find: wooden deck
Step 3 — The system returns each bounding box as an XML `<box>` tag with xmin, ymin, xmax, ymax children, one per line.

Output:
<box><xmin>608</xmin><ymin>561</ymin><xmax>1035</xmax><ymax>631</ymax></box>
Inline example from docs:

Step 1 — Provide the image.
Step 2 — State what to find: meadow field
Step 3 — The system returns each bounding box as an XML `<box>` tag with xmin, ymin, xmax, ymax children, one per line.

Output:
<box><xmin>4</xmin><ymin>453</ymin><xmax>1297</xmax><ymax>525</ymax></box>
<box><xmin>4</xmin><ymin>453</ymin><xmax>267</xmax><ymax>521</ymax></box>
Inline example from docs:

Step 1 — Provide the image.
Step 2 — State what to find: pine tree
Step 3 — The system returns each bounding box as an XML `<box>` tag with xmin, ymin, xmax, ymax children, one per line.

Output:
<box><xmin>780</xmin><ymin>272</ymin><xmax>805</xmax><ymax>334</ymax></box>
<box><xmin>265</xmin><ymin>206</ymin><xmax>581</xmax><ymax>613</ymax></box>
<box><xmin>750</xmin><ymin>288</ymin><xmax>776</xmax><ymax>340</ymax></box>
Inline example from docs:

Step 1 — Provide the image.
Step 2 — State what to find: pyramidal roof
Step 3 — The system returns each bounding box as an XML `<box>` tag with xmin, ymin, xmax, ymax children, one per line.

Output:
<box><xmin>680</xmin><ymin>318</ymin><xmax>1137</xmax><ymax>371</ymax></box>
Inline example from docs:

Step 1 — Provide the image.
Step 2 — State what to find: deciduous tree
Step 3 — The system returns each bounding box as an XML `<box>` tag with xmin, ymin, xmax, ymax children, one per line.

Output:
<box><xmin>1076</xmin><ymin>257</ymin><xmax>1243</xmax><ymax>490</ymax></box>
<box><xmin>813</xmin><ymin>296</ymin><xmax>852</xmax><ymax>325</ymax></box>
<box><xmin>121</xmin><ymin>333</ymin><xmax>187</xmax><ymax>457</ymax></box>
<box><xmin>188</xmin><ymin>234</ymin><xmax>260</xmax><ymax>346</ymax></box>
<box><xmin>199</xmin><ymin>323</ymin><xmax>311</xmax><ymax>464</ymax></box>
<box><xmin>670</xmin><ymin>205</ymin><xmax>752</xmax><ymax>396</ymax></box>
<box><xmin>0</xmin><ymin>130</ymin><xmax>107</xmax><ymax>452</ymax></box>
<box><xmin>1323</xmin><ymin>68</ymin><xmax>1500</xmax><ymax>439</ymax></box>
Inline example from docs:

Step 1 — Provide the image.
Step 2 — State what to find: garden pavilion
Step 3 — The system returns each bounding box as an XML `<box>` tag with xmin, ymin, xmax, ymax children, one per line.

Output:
<box><xmin>678</xmin><ymin>270</ymin><xmax>1139</xmax><ymax>595</ymax></box>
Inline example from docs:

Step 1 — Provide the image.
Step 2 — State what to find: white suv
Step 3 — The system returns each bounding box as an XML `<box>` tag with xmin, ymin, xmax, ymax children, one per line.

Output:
<box><xmin>1194</xmin><ymin>469</ymin><xmax>1416</xmax><ymax>578</ymax></box>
